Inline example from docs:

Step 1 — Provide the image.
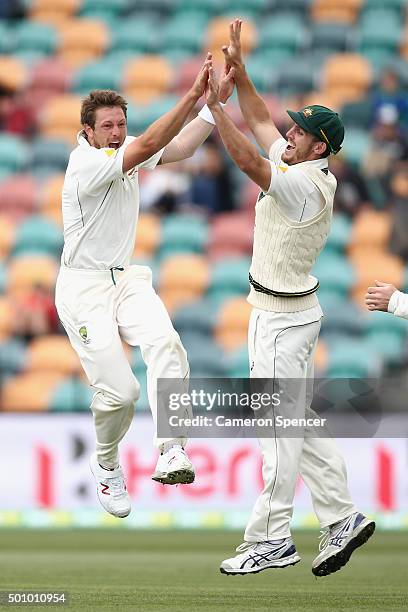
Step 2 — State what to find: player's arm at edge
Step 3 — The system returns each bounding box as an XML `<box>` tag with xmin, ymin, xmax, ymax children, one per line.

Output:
<box><xmin>122</xmin><ymin>56</ymin><xmax>210</xmax><ymax>172</ymax></box>
<box><xmin>211</xmin><ymin>103</ymin><xmax>271</xmax><ymax>193</ymax></box>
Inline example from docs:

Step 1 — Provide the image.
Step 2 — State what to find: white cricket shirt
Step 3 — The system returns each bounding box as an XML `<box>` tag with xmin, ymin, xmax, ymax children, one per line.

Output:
<box><xmin>61</xmin><ymin>132</ymin><xmax>163</xmax><ymax>269</ymax></box>
<box><xmin>267</xmin><ymin>137</ymin><xmax>328</xmax><ymax>221</ymax></box>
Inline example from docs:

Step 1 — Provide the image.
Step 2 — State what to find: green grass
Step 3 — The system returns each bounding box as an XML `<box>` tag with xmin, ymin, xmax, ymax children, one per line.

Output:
<box><xmin>0</xmin><ymin>530</ymin><xmax>407</xmax><ymax>611</ymax></box>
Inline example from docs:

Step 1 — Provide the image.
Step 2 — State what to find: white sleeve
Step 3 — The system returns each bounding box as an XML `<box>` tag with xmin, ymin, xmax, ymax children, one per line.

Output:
<box><xmin>388</xmin><ymin>290</ymin><xmax>408</xmax><ymax>319</ymax></box>
<box><xmin>268</xmin><ymin>137</ymin><xmax>287</xmax><ymax>163</ymax></box>
<box><xmin>266</xmin><ymin>163</ymin><xmax>316</xmax><ymax>215</ymax></box>
<box><xmin>137</xmin><ymin>147</ymin><xmax>165</xmax><ymax>171</ymax></box>
<box><xmin>77</xmin><ymin>146</ymin><xmax>125</xmax><ymax>193</ymax></box>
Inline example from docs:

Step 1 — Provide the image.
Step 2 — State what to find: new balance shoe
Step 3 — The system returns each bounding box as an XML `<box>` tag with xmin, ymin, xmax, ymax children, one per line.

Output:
<box><xmin>151</xmin><ymin>445</ymin><xmax>195</xmax><ymax>485</ymax></box>
<box><xmin>89</xmin><ymin>453</ymin><xmax>131</xmax><ymax>518</ymax></box>
<box><xmin>312</xmin><ymin>512</ymin><xmax>375</xmax><ymax>577</ymax></box>
<box><xmin>220</xmin><ymin>538</ymin><xmax>301</xmax><ymax>575</ymax></box>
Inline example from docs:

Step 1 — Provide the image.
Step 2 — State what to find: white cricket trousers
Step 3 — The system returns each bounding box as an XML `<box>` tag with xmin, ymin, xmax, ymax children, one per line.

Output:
<box><xmin>245</xmin><ymin>307</ymin><xmax>357</xmax><ymax>541</ymax></box>
<box><xmin>55</xmin><ymin>265</ymin><xmax>189</xmax><ymax>468</ymax></box>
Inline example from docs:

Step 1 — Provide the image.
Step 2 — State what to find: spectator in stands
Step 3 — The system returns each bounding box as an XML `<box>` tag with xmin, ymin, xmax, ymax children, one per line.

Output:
<box><xmin>187</xmin><ymin>137</ymin><xmax>235</xmax><ymax>215</ymax></box>
<box><xmin>329</xmin><ymin>154</ymin><xmax>371</xmax><ymax>217</ymax></box>
<box><xmin>0</xmin><ymin>85</ymin><xmax>36</xmax><ymax>138</ymax></box>
<box><xmin>13</xmin><ymin>284</ymin><xmax>59</xmax><ymax>343</ymax></box>
<box><xmin>0</xmin><ymin>0</ymin><xmax>25</xmax><ymax>19</ymax></box>
<box><xmin>362</xmin><ymin>104</ymin><xmax>408</xmax><ymax>205</ymax></box>
<box><xmin>371</xmin><ymin>68</ymin><xmax>408</xmax><ymax>130</ymax></box>
<box><xmin>139</xmin><ymin>161</ymin><xmax>190</xmax><ymax>214</ymax></box>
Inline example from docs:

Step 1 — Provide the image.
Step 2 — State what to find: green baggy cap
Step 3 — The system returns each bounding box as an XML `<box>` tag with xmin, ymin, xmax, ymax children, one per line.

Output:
<box><xmin>286</xmin><ymin>104</ymin><xmax>345</xmax><ymax>155</ymax></box>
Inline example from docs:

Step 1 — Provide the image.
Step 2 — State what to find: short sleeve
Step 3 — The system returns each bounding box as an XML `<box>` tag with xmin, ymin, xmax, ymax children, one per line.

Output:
<box><xmin>268</xmin><ymin>137</ymin><xmax>287</xmax><ymax>164</ymax></box>
<box><xmin>77</xmin><ymin>146</ymin><xmax>125</xmax><ymax>193</ymax></box>
<box><xmin>266</xmin><ymin>162</ymin><xmax>316</xmax><ymax>216</ymax></box>
<box><xmin>137</xmin><ymin>147</ymin><xmax>165</xmax><ymax>171</ymax></box>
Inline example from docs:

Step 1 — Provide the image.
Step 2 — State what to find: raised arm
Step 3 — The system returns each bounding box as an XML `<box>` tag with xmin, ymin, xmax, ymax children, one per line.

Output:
<box><xmin>122</xmin><ymin>55</ymin><xmax>211</xmax><ymax>172</ymax></box>
<box><xmin>206</xmin><ymin>65</ymin><xmax>271</xmax><ymax>192</ymax></box>
<box><xmin>223</xmin><ymin>19</ymin><xmax>282</xmax><ymax>154</ymax></box>
<box><xmin>160</xmin><ymin>64</ymin><xmax>235</xmax><ymax>164</ymax></box>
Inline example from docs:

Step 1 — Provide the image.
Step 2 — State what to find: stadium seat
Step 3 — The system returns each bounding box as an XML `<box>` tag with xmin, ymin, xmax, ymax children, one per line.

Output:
<box><xmin>50</xmin><ymin>377</ymin><xmax>93</xmax><ymax>412</ymax></box>
<box><xmin>224</xmin><ymin>0</ymin><xmax>269</xmax><ymax>15</ymax></box>
<box><xmin>325</xmin><ymin>213</ymin><xmax>352</xmax><ymax>253</ymax></box>
<box><xmin>72</xmin><ymin>58</ymin><xmax>122</xmax><ymax>96</ymax></box>
<box><xmin>57</xmin><ymin>19</ymin><xmax>110</xmax><ymax>69</ymax></box>
<box><xmin>208</xmin><ymin>212</ymin><xmax>254</xmax><ymax>260</ymax></box>
<box><xmin>207</xmin><ymin>257</ymin><xmax>251</xmax><ymax>304</ymax></box>
<box><xmin>215</xmin><ymin>296</ymin><xmax>252</xmax><ymax>352</ymax></box>
<box><xmin>27</xmin><ymin>335</ymin><xmax>80</xmax><ymax>375</ymax></box>
<box><xmin>320</xmin><ymin>300</ymin><xmax>364</xmax><ymax>339</ymax></box>
<box><xmin>244</xmin><ymin>55</ymin><xmax>280</xmax><ymax>93</ymax></box>
<box><xmin>159</xmin><ymin>254</ymin><xmax>209</xmax><ymax>312</ymax></box>
<box><xmin>0</xmin><ymin>215</ymin><xmax>14</xmax><ymax>259</ymax></box>
<box><xmin>205</xmin><ymin>17</ymin><xmax>257</xmax><ymax>63</ymax></box>
<box><xmin>29</xmin><ymin>0</ymin><xmax>80</xmax><ymax>25</ymax></box>
<box><xmin>322</xmin><ymin>53</ymin><xmax>372</xmax><ymax>105</ymax></box>
<box><xmin>172</xmin><ymin>298</ymin><xmax>216</xmax><ymax>337</ymax></box>
<box><xmin>310</xmin><ymin>22</ymin><xmax>354</xmax><ymax>54</ymax></box>
<box><xmin>39</xmin><ymin>174</ymin><xmax>64</xmax><ymax>226</ymax></box>
<box><xmin>272</xmin><ymin>0</ymin><xmax>312</xmax><ymax>16</ymax></box>
<box><xmin>110</xmin><ymin>17</ymin><xmax>158</xmax><ymax>55</ymax></box>
<box><xmin>358</xmin><ymin>14</ymin><xmax>402</xmax><ymax>56</ymax></box>
<box><xmin>12</xmin><ymin>215</ymin><xmax>63</xmax><ymax>258</ymax></box>
<box><xmin>341</xmin><ymin>128</ymin><xmax>371</xmax><ymax>167</ymax></box>
<box><xmin>123</xmin><ymin>56</ymin><xmax>173</xmax><ymax>104</ymax></box>
<box><xmin>0</xmin><ymin>22</ymin><xmax>12</xmax><ymax>55</ymax></box>
<box><xmin>172</xmin><ymin>0</ymin><xmax>220</xmax><ymax>18</ymax></box>
<box><xmin>13</xmin><ymin>21</ymin><xmax>58</xmax><ymax>57</ymax></box>
<box><xmin>30</xmin><ymin>137</ymin><xmax>71</xmax><ymax>176</ymax></box>
<box><xmin>311</xmin><ymin>0</ymin><xmax>363</xmax><ymax>24</ymax></box>
<box><xmin>39</xmin><ymin>94</ymin><xmax>82</xmax><ymax>143</ymax></box>
<box><xmin>326</xmin><ymin>339</ymin><xmax>380</xmax><ymax>378</ymax></box>
<box><xmin>349</xmin><ymin>210</ymin><xmax>391</xmax><ymax>251</ymax></box>
<box><xmin>0</xmin><ymin>175</ymin><xmax>37</xmax><ymax>221</ymax></box>
<box><xmin>258</xmin><ymin>15</ymin><xmax>307</xmax><ymax>55</ymax></box>
<box><xmin>0</xmin><ymin>372</ymin><xmax>65</xmax><ymax>411</ymax></box>
<box><xmin>160</xmin><ymin>13</ymin><xmax>207</xmax><ymax>54</ymax></box>
<box><xmin>126</xmin><ymin>96</ymin><xmax>179</xmax><ymax>133</ymax></box>
<box><xmin>313</xmin><ymin>252</ymin><xmax>355</xmax><ymax>298</ymax></box>
<box><xmin>173</xmin><ymin>56</ymin><xmax>208</xmax><ymax>95</ymax></box>
<box><xmin>158</xmin><ymin>214</ymin><xmax>208</xmax><ymax>259</ymax></box>
<box><xmin>277</xmin><ymin>58</ymin><xmax>317</xmax><ymax>96</ymax></box>
<box><xmin>0</xmin><ymin>338</ymin><xmax>27</xmax><ymax>375</ymax></box>
<box><xmin>0</xmin><ymin>56</ymin><xmax>26</xmax><ymax>92</ymax></box>
<box><xmin>79</xmin><ymin>0</ymin><xmax>127</xmax><ymax>20</ymax></box>
<box><xmin>0</xmin><ymin>262</ymin><xmax>6</xmax><ymax>294</ymax></box>
<box><xmin>28</xmin><ymin>57</ymin><xmax>71</xmax><ymax>94</ymax></box>
<box><xmin>133</xmin><ymin>213</ymin><xmax>160</xmax><ymax>259</ymax></box>
<box><xmin>350</xmin><ymin>250</ymin><xmax>404</xmax><ymax>307</ymax></box>
<box><xmin>7</xmin><ymin>255</ymin><xmax>58</xmax><ymax>295</ymax></box>
<box><xmin>225</xmin><ymin>346</ymin><xmax>249</xmax><ymax>377</ymax></box>
<box><xmin>181</xmin><ymin>332</ymin><xmax>227</xmax><ymax>377</ymax></box>
<box><xmin>0</xmin><ymin>135</ymin><xmax>30</xmax><ymax>180</ymax></box>
<box><xmin>340</xmin><ymin>99</ymin><xmax>373</xmax><ymax>129</ymax></box>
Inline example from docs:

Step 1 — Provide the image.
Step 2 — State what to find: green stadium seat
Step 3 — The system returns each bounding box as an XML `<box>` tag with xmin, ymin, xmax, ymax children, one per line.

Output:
<box><xmin>172</xmin><ymin>299</ymin><xmax>216</xmax><ymax>337</ymax></box>
<box><xmin>341</xmin><ymin>129</ymin><xmax>371</xmax><ymax>168</ymax></box>
<box><xmin>258</xmin><ymin>15</ymin><xmax>307</xmax><ymax>54</ymax></box>
<box><xmin>312</xmin><ymin>250</ymin><xmax>355</xmax><ymax>297</ymax></box>
<box><xmin>364</xmin><ymin>310</ymin><xmax>408</xmax><ymax>338</ymax></box>
<box><xmin>12</xmin><ymin>216</ymin><xmax>63</xmax><ymax>258</ymax></box>
<box><xmin>245</xmin><ymin>56</ymin><xmax>280</xmax><ymax>93</ymax></box>
<box><xmin>50</xmin><ymin>378</ymin><xmax>93</xmax><ymax>412</ymax></box>
<box><xmin>327</xmin><ymin>339</ymin><xmax>380</xmax><ymax>378</ymax></box>
<box><xmin>358</xmin><ymin>18</ymin><xmax>402</xmax><ymax>56</ymax></box>
<box><xmin>0</xmin><ymin>22</ymin><xmax>13</xmax><ymax>54</ymax></box>
<box><xmin>173</xmin><ymin>0</ymin><xmax>220</xmax><ymax>17</ymax></box>
<box><xmin>180</xmin><ymin>332</ymin><xmax>227</xmax><ymax>377</ymax></box>
<box><xmin>320</xmin><ymin>300</ymin><xmax>363</xmax><ymax>339</ymax></box>
<box><xmin>30</xmin><ymin>137</ymin><xmax>71</xmax><ymax>176</ymax></box>
<box><xmin>277</xmin><ymin>58</ymin><xmax>316</xmax><ymax>96</ymax></box>
<box><xmin>226</xmin><ymin>346</ymin><xmax>249</xmax><ymax>377</ymax></box>
<box><xmin>158</xmin><ymin>215</ymin><xmax>209</xmax><ymax>259</ymax></box>
<box><xmin>0</xmin><ymin>339</ymin><xmax>27</xmax><ymax>375</ymax></box>
<box><xmin>13</xmin><ymin>21</ymin><xmax>57</xmax><ymax>56</ymax></box>
<box><xmin>361</xmin><ymin>0</ymin><xmax>407</xmax><ymax>18</ymax></box>
<box><xmin>72</xmin><ymin>59</ymin><xmax>123</xmax><ymax>96</ymax></box>
<box><xmin>341</xmin><ymin>99</ymin><xmax>373</xmax><ymax>129</ymax></box>
<box><xmin>310</xmin><ymin>22</ymin><xmax>353</xmax><ymax>54</ymax></box>
<box><xmin>224</xmin><ymin>0</ymin><xmax>269</xmax><ymax>14</ymax></box>
<box><xmin>159</xmin><ymin>13</ymin><xmax>207</xmax><ymax>54</ymax></box>
<box><xmin>207</xmin><ymin>258</ymin><xmax>251</xmax><ymax>304</ymax></box>
<box><xmin>0</xmin><ymin>135</ymin><xmax>29</xmax><ymax>180</ymax></box>
<box><xmin>126</xmin><ymin>96</ymin><xmax>179</xmax><ymax>134</ymax></box>
<box><xmin>324</xmin><ymin>213</ymin><xmax>352</xmax><ymax>253</ymax></box>
<box><xmin>124</xmin><ymin>0</ymin><xmax>174</xmax><ymax>17</ymax></box>
<box><xmin>272</xmin><ymin>0</ymin><xmax>312</xmax><ymax>15</ymax></box>
<box><xmin>130</xmin><ymin>347</ymin><xmax>149</xmax><ymax>412</ymax></box>
<box><xmin>79</xmin><ymin>0</ymin><xmax>127</xmax><ymax>20</ymax></box>
<box><xmin>365</xmin><ymin>331</ymin><xmax>405</xmax><ymax>363</ymax></box>
<box><xmin>111</xmin><ymin>17</ymin><xmax>159</xmax><ymax>54</ymax></box>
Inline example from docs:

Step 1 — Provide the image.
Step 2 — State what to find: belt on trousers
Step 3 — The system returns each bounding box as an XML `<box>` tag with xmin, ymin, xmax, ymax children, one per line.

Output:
<box><xmin>248</xmin><ymin>273</ymin><xmax>319</xmax><ymax>298</ymax></box>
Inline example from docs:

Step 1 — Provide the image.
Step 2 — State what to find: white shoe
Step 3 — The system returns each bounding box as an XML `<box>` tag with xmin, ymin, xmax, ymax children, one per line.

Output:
<box><xmin>89</xmin><ymin>453</ymin><xmax>131</xmax><ymax>518</ymax></box>
<box><xmin>220</xmin><ymin>538</ymin><xmax>301</xmax><ymax>575</ymax></box>
<box><xmin>151</xmin><ymin>445</ymin><xmax>195</xmax><ymax>485</ymax></box>
<box><xmin>312</xmin><ymin>512</ymin><xmax>375</xmax><ymax>576</ymax></box>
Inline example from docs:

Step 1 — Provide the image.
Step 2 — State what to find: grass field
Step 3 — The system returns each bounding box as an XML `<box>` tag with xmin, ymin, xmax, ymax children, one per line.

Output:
<box><xmin>0</xmin><ymin>529</ymin><xmax>407</xmax><ymax>612</ymax></box>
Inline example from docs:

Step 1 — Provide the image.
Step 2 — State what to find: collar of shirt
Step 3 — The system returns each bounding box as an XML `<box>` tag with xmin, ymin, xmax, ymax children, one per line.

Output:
<box><xmin>290</xmin><ymin>156</ymin><xmax>329</xmax><ymax>170</ymax></box>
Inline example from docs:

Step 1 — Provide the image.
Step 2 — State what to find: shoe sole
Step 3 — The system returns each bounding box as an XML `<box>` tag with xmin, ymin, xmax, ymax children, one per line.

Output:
<box><xmin>312</xmin><ymin>520</ymin><xmax>376</xmax><ymax>577</ymax></box>
<box><xmin>220</xmin><ymin>555</ymin><xmax>301</xmax><ymax>576</ymax></box>
<box><xmin>151</xmin><ymin>468</ymin><xmax>195</xmax><ymax>485</ymax></box>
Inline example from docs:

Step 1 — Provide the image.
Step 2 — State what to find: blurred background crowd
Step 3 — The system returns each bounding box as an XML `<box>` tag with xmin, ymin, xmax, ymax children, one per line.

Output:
<box><xmin>1</xmin><ymin>0</ymin><xmax>408</xmax><ymax>413</ymax></box>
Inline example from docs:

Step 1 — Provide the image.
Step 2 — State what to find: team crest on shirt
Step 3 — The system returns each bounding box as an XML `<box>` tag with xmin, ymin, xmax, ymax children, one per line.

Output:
<box><xmin>104</xmin><ymin>149</ymin><xmax>115</xmax><ymax>157</ymax></box>
<box><xmin>303</xmin><ymin>108</ymin><xmax>313</xmax><ymax>117</ymax></box>
<box><xmin>278</xmin><ymin>165</ymin><xmax>288</xmax><ymax>173</ymax></box>
<box><xmin>79</xmin><ymin>326</ymin><xmax>91</xmax><ymax>344</ymax></box>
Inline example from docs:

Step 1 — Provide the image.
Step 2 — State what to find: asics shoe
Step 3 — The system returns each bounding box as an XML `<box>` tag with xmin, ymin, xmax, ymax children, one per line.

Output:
<box><xmin>90</xmin><ymin>453</ymin><xmax>131</xmax><ymax>518</ymax></box>
<box><xmin>312</xmin><ymin>512</ymin><xmax>375</xmax><ymax>577</ymax></box>
<box><xmin>220</xmin><ymin>538</ymin><xmax>301</xmax><ymax>575</ymax></box>
<box><xmin>151</xmin><ymin>445</ymin><xmax>195</xmax><ymax>485</ymax></box>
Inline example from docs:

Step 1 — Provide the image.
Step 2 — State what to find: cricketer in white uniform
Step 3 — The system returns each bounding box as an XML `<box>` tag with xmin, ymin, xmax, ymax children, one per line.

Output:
<box><xmin>55</xmin><ymin>57</ymin><xmax>234</xmax><ymax>519</ymax></box>
<box><xmin>365</xmin><ymin>280</ymin><xmax>408</xmax><ymax>317</ymax></box>
<box><xmin>205</xmin><ymin>20</ymin><xmax>375</xmax><ymax>577</ymax></box>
